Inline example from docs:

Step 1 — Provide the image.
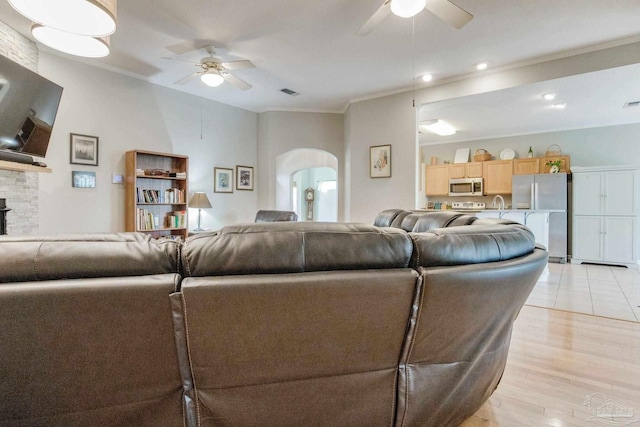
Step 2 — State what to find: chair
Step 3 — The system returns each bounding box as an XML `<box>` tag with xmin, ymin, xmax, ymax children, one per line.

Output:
<box><xmin>254</xmin><ymin>210</ymin><xmax>298</xmax><ymax>222</ymax></box>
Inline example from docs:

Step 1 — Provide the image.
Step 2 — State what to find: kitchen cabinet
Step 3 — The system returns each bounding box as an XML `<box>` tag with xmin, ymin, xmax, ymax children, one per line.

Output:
<box><xmin>483</xmin><ymin>160</ymin><xmax>513</xmax><ymax>194</ymax></box>
<box><xmin>425</xmin><ymin>164</ymin><xmax>449</xmax><ymax>196</ymax></box>
<box><xmin>571</xmin><ymin>166</ymin><xmax>639</xmax><ymax>266</ymax></box>
<box><xmin>513</xmin><ymin>158</ymin><xmax>540</xmax><ymax>175</ymax></box>
<box><xmin>447</xmin><ymin>162</ymin><xmax>482</xmax><ymax>179</ymax></box>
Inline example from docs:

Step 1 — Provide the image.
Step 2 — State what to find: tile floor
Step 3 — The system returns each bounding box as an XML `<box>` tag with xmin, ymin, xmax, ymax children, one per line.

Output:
<box><xmin>525</xmin><ymin>262</ymin><xmax>640</xmax><ymax>322</ymax></box>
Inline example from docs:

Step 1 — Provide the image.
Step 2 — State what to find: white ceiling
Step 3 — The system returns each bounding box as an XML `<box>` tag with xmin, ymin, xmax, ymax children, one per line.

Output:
<box><xmin>1</xmin><ymin>1</ymin><xmax>640</xmax><ymax>129</ymax></box>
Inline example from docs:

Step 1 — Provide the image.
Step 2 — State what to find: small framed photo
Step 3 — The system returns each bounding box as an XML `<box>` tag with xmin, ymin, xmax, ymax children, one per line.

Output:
<box><xmin>214</xmin><ymin>167</ymin><xmax>233</xmax><ymax>193</ymax></box>
<box><xmin>72</xmin><ymin>171</ymin><xmax>96</xmax><ymax>188</ymax></box>
<box><xmin>236</xmin><ymin>165</ymin><xmax>254</xmax><ymax>191</ymax></box>
<box><xmin>370</xmin><ymin>144</ymin><xmax>391</xmax><ymax>178</ymax></box>
<box><xmin>70</xmin><ymin>133</ymin><xmax>99</xmax><ymax>166</ymax></box>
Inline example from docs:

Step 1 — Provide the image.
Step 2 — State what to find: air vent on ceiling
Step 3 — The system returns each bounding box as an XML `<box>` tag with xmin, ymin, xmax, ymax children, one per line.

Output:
<box><xmin>623</xmin><ymin>101</ymin><xmax>640</xmax><ymax>108</ymax></box>
<box><xmin>280</xmin><ymin>88</ymin><xmax>300</xmax><ymax>96</ymax></box>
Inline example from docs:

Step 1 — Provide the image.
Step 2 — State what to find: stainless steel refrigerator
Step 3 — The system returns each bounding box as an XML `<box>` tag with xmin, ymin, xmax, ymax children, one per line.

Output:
<box><xmin>512</xmin><ymin>173</ymin><xmax>568</xmax><ymax>263</ymax></box>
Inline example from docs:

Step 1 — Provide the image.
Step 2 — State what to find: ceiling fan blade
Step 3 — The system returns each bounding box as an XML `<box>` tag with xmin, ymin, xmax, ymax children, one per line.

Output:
<box><xmin>221</xmin><ymin>60</ymin><xmax>255</xmax><ymax>70</ymax></box>
<box><xmin>174</xmin><ymin>72</ymin><xmax>200</xmax><ymax>85</ymax></box>
<box><xmin>223</xmin><ymin>73</ymin><xmax>252</xmax><ymax>91</ymax></box>
<box><xmin>424</xmin><ymin>0</ymin><xmax>473</xmax><ymax>29</ymax></box>
<box><xmin>165</xmin><ymin>39</ymin><xmax>218</xmax><ymax>55</ymax></box>
<box><xmin>356</xmin><ymin>0</ymin><xmax>391</xmax><ymax>36</ymax></box>
<box><xmin>162</xmin><ymin>56</ymin><xmax>200</xmax><ymax>65</ymax></box>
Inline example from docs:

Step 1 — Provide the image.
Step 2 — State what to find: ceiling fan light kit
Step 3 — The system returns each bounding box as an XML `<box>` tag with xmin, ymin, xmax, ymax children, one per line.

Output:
<box><xmin>10</xmin><ymin>0</ymin><xmax>117</xmax><ymax>58</ymax></box>
<box><xmin>31</xmin><ymin>23</ymin><xmax>110</xmax><ymax>58</ymax></box>
<box><xmin>201</xmin><ymin>70</ymin><xmax>225</xmax><ymax>87</ymax></box>
<box><xmin>390</xmin><ymin>0</ymin><xmax>426</xmax><ymax>18</ymax></box>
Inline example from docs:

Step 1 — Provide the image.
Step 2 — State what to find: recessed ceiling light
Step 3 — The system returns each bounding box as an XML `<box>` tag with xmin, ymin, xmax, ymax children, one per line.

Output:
<box><xmin>421</xmin><ymin>74</ymin><xmax>433</xmax><ymax>82</ymax></box>
<box><xmin>420</xmin><ymin>119</ymin><xmax>456</xmax><ymax>136</ymax></box>
<box><xmin>551</xmin><ymin>103</ymin><xmax>567</xmax><ymax>109</ymax></box>
<box><xmin>475</xmin><ymin>62</ymin><xmax>488</xmax><ymax>71</ymax></box>
<box><xmin>542</xmin><ymin>93</ymin><xmax>556</xmax><ymax>100</ymax></box>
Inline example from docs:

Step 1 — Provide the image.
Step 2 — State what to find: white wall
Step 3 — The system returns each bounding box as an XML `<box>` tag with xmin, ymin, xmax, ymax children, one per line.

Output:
<box><xmin>343</xmin><ymin>91</ymin><xmax>417</xmax><ymax>223</ymax></box>
<box><xmin>257</xmin><ymin>111</ymin><xmax>344</xmax><ymax>218</ymax></box>
<box><xmin>37</xmin><ymin>52</ymin><xmax>258</xmax><ymax>233</ymax></box>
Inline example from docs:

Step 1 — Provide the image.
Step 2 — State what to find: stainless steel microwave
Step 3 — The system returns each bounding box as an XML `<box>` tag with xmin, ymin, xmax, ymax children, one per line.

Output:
<box><xmin>449</xmin><ymin>177</ymin><xmax>483</xmax><ymax>197</ymax></box>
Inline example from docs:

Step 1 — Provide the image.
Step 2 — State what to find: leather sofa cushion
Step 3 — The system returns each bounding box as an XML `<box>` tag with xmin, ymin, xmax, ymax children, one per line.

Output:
<box><xmin>410</xmin><ymin>224</ymin><xmax>535</xmax><ymax>267</ymax></box>
<box><xmin>0</xmin><ymin>233</ymin><xmax>179</xmax><ymax>283</ymax></box>
<box><xmin>0</xmin><ymin>274</ymin><xmax>183</xmax><ymax>427</ymax></box>
<box><xmin>182</xmin><ymin>222</ymin><xmax>412</xmax><ymax>277</ymax></box>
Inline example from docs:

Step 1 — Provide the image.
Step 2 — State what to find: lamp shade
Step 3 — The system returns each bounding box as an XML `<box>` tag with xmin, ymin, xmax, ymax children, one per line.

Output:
<box><xmin>9</xmin><ymin>0</ymin><xmax>117</xmax><ymax>36</ymax></box>
<box><xmin>32</xmin><ymin>24</ymin><xmax>110</xmax><ymax>58</ymax></box>
<box><xmin>189</xmin><ymin>192</ymin><xmax>212</xmax><ymax>209</ymax></box>
<box><xmin>390</xmin><ymin>0</ymin><xmax>426</xmax><ymax>18</ymax></box>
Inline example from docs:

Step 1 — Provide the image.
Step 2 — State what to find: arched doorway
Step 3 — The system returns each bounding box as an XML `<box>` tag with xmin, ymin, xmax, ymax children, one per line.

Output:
<box><xmin>276</xmin><ymin>149</ymin><xmax>338</xmax><ymax>221</ymax></box>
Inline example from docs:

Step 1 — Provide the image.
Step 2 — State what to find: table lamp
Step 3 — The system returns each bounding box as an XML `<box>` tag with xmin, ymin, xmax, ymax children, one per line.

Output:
<box><xmin>189</xmin><ymin>192</ymin><xmax>212</xmax><ymax>231</ymax></box>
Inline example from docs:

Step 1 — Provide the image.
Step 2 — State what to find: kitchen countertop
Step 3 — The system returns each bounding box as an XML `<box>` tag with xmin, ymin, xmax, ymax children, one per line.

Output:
<box><xmin>420</xmin><ymin>209</ymin><xmax>565</xmax><ymax>214</ymax></box>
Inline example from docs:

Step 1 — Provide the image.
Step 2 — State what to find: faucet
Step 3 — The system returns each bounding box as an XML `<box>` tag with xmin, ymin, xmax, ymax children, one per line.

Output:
<box><xmin>492</xmin><ymin>195</ymin><xmax>505</xmax><ymax>210</ymax></box>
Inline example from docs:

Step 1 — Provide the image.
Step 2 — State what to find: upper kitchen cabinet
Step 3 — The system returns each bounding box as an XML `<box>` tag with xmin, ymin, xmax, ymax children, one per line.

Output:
<box><xmin>448</xmin><ymin>162</ymin><xmax>483</xmax><ymax>179</ymax></box>
<box><xmin>424</xmin><ymin>164</ymin><xmax>449</xmax><ymax>196</ymax></box>
<box><xmin>513</xmin><ymin>158</ymin><xmax>540</xmax><ymax>175</ymax></box>
<box><xmin>483</xmin><ymin>160</ymin><xmax>513</xmax><ymax>194</ymax></box>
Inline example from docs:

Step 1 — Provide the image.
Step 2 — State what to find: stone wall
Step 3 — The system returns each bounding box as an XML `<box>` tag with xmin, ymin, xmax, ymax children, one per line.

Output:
<box><xmin>0</xmin><ymin>20</ymin><xmax>40</xmax><ymax>235</ymax></box>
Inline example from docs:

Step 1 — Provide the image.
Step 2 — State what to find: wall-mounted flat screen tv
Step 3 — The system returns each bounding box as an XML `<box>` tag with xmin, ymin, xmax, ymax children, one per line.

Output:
<box><xmin>0</xmin><ymin>54</ymin><xmax>63</xmax><ymax>158</ymax></box>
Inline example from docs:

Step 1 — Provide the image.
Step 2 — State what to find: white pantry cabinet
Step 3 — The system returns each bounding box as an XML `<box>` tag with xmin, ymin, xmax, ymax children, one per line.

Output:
<box><xmin>571</xmin><ymin>166</ymin><xmax>639</xmax><ymax>266</ymax></box>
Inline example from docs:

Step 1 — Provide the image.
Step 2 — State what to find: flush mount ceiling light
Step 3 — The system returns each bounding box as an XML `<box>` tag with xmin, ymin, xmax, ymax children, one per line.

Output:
<box><xmin>542</xmin><ymin>92</ymin><xmax>556</xmax><ymax>100</ymax></box>
<box><xmin>420</xmin><ymin>119</ymin><xmax>456</xmax><ymax>136</ymax></box>
<box><xmin>390</xmin><ymin>0</ymin><xmax>426</xmax><ymax>18</ymax></box>
<box><xmin>421</xmin><ymin>74</ymin><xmax>433</xmax><ymax>82</ymax></box>
<box><xmin>32</xmin><ymin>24</ymin><xmax>110</xmax><ymax>58</ymax></box>
<box><xmin>200</xmin><ymin>69</ymin><xmax>225</xmax><ymax>87</ymax></box>
<box><xmin>551</xmin><ymin>103</ymin><xmax>567</xmax><ymax>110</ymax></box>
<box><xmin>475</xmin><ymin>62</ymin><xmax>488</xmax><ymax>71</ymax></box>
<box><xmin>9</xmin><ymin>0</ymin><xmax>117</xmax><ymax>36</ymax></box>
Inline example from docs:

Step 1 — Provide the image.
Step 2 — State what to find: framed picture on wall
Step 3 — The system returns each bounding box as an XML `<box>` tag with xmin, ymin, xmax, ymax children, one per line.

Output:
<box><xmin>70</xmin><ymin>133</ymin><xmax>99</xmax><ymax>166</ymax></box>
<box><xmin>72</xmin><ymin>171</ymin><xmax>96</xmax><ymax>188</ymax></box>
<box><xmin>370</xmin><ymin>144</ymin><xmax>391</xmax><ymax>178</ymax></box>
<box><xmin>236</xmin><ymin>165</ymin><xmax>254</xmax><ymax>191</ymax></box>
<box><xmin>214</xmin><ymin>167</ymin><xmax>234</xmax><ymax>193</ymax></box>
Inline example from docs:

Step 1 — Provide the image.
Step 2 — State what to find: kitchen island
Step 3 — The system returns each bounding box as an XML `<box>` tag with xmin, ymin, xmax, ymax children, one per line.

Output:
<box><xmin>452</xmin><ymin>209</ymin><xmax>567</xmax><ymax>263</ymax></box>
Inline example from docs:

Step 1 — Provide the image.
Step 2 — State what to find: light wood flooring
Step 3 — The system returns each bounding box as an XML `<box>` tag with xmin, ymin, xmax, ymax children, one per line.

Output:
<box><xmin>460</xmin><ymin>304</ymin><xmax>640</xmax><ymax>426</ymax></box>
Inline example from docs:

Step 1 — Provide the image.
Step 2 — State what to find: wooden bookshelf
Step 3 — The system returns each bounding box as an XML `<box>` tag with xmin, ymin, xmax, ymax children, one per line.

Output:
<box><xmin>125</xmin><ymin>149</ymin><xmax>188</xmax><ymax>240</ymax></box>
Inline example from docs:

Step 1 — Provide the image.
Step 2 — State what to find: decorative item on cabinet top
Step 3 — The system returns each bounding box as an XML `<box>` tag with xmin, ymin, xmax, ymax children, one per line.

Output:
<box><xmin>473</xmin><ymin>149</ymin><xmax>492</xmax><ymax>162</ymax></box>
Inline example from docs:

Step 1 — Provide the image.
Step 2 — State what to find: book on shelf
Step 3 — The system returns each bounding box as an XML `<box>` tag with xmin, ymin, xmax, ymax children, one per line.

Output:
<box><xmin>136</xmin><ymin>208</ymin><xmax>160</xmax><ymax>231</ymax></box>
<box><xmin>168</xmin><ymin>172</ymin><xmax>187</xmax><ymax>179</ymax></box>
<box><xmin>165</xmin><ymin>210</ymin><xmax>186</xmax><ymax>229</ymax></box>
<box><xmin>136</xmin><ymin>187</ymin><xmax>185</xmax><ymax>204</ymax></box>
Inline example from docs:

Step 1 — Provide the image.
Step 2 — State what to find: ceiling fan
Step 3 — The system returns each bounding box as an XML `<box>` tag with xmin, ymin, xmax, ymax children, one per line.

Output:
<box><xmin>357</xmin><ymin>0</ymin><xmax>473</xmax><ymax>36</ymax></box>
<box><xmin>167</xmin><ymin>45</ymin><xmax>255</xmax><ymax>90</ymax></box>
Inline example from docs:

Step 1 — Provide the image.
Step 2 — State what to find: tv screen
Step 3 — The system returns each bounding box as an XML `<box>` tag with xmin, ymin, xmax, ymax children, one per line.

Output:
<box><xmin>0</xmin><ymin>54</ymin><xmax>63</xmax><ymax>158</ymax></box>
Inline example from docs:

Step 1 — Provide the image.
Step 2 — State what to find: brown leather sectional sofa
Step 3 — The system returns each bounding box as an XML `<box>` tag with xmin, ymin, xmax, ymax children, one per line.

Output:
<box><xmin>0</xmin><ymin>211</ymin><xmax>547</xmax><ymax>427</ymax></box>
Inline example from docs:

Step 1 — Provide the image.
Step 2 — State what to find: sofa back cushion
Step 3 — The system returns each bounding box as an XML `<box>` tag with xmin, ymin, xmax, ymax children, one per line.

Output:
<box><xmin>396</xmin><ymin>248</ymin><xmax>547</xmax><ymax>426</ymax></box>
<box><xmin>410</xmin><ymin>224</ymin><xmax>536</xmax><ymax>267</ymax></box>
<box><xmin>176</xmin><ymin>269</ymin><xmax>419</xmax><ymax>426</ymax></box>
<box><xmin>182</xmin><ymin>222</ymin><xmax>412</xmax><ymax>277</ymax></box>
<box><xmin>0</xmin><ymin>274</ymin><xmax>184</xmax><ymax>427</ymax></box>
<box><xmin>0</xmin><ymin>233</ymin><xmax>179</xmax><ymax>283</ymax></box>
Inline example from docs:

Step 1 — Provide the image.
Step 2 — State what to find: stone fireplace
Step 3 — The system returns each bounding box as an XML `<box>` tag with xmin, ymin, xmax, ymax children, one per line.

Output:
<box><xmin>0</xmin><ymin>20</ymin><xmax>40</xmax><ymax>235</ymax></box>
